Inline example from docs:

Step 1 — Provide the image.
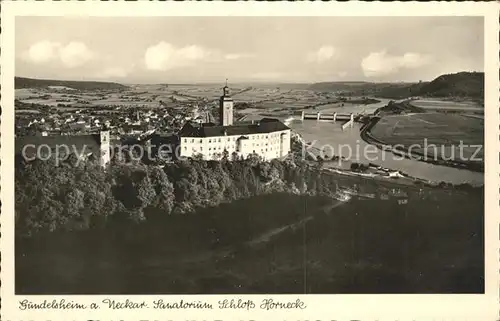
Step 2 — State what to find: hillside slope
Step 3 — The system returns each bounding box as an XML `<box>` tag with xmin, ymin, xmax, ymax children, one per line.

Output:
<box><xmin>15</xmin><ymin>77</ymin><xmax>128</xmax><ymax>91</ymax></box>
<box><xmin>309</xmin><ymin>72</ymin><xmax>484</xmax><ymax>99</ymax></box>
<box><xmin>308</xmin><ymin>81</ymin><xmax>426</xmax><ymax>99</ymax></box>
<box><xmin>418</xmin><ymin>72</ymin><xmax>484</xmax><ymax>98</ymax></box>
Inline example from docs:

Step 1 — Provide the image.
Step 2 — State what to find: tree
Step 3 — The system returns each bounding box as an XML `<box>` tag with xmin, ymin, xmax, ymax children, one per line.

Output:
<box><xmin>246</xmin><ymin>153</ymin><xmax>262</xmax><ymax>167</ymax></box>
<box><xmin>192</xmin><ymin>153</ymin><xmax>204</xmax><ymax>161</ymax></box>
<box><xmin>315</xmin><ymin>157</ymin><xmax>325</xmax><ymax>171</ymax></box>
<box><xmin>149</xmin><ymin>166</ymin><xmax>175</xmax><ymax>214</ymax></box>
<box><xmin>221</xmin><ymin>149</ymin><xmax>229</xmax><ymax>162</ymax></box>
<box><xmin>16</xmin><ymin>139</ymin><xmax>358</xmax><ymax>236</ymax></box>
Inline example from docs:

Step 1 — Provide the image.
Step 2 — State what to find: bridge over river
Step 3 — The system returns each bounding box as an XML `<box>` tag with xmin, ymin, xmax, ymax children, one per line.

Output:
<box><xmin>300</xmin><ymin>111</ymin><xmax>356</xmax><ymax>130</ymax></box>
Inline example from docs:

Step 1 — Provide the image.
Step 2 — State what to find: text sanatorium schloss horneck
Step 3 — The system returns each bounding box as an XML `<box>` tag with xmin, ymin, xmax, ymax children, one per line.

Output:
<box><xmin>19</xmin><ymin>298</ymin><xmax>307</xmax><ymax>311</ymax></box>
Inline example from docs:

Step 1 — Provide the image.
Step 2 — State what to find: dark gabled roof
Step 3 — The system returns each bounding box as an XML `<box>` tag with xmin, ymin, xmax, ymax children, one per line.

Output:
<box><xmin>15</xmin><ymin>134</ymin><xmax>101</xmax><ymax>156</ymax></box>
<box><xmin>179</xmin><ymin>118</ymin><xmax>290</xmax><ymax>138</ymax></box>
<box><xmin>150</xmin><ymin>134</ymin><xmax>178</xmax><ymax>146</ymax></box>
<box><xmin>120</xmin><ymin>136</ymin><xmax>141</xmax><ymax>146</ymax></box>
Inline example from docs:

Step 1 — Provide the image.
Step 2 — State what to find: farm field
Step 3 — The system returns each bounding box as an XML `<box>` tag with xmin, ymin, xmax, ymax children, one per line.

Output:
<box><xmin>15</xmin><ymin>109</ymin><xmax>41</xmax><ymax>114</ymax></box>
<box><xmin>15</xmin><ymin>83</ymin><xmax>386</xmax><ymax>118</ymax></box>
<box><xmin>15</xmin><ymin>88</ymin><xmax>43</xmax><ymax>99</ymax></box>
<box><xmin>16</xmin><ymin>86</ymin><xmax>190</xmax><ymax>109</ymax></box>
<box><xmin>411</xmin><ymin>99</ymin><xmax>482</xmax><ymax>112</ymax></box>
<box><xmin>369</xmin><ymin>113</ymin><xmax>484</xmax><ymax>162</ymax></box>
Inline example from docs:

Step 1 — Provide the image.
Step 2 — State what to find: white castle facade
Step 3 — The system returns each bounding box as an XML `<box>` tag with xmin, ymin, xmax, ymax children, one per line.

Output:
<box><xmin>178</xmin><ymin>84</ymin><xmax>291</xmax><ymax>161</ymax></box>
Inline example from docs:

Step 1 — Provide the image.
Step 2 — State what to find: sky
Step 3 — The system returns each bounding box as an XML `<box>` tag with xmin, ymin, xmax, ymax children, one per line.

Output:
<box><xmin>15</xmin><ymin>16</ymin><xmax>484</xmax><ymax>84</ymax></box>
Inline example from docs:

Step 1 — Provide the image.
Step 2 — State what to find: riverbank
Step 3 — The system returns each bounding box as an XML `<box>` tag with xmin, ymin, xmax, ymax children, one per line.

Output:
<box><xmin>290</xmin><ymin>131</ymin><xmax>477</xmax><ymax>189</ymax></box>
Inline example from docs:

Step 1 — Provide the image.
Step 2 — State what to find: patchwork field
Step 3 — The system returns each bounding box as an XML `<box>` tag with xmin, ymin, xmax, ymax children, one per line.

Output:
<box><xmin>15</xmin><ymin>109</ymin><xmax>41</xmax><ymax>114</ymax></box>
<box><xmin>411</xmin><ymin>99</ymin><xmax>483</xmax><ymax>112</ymax></box>
<box><xmin>15</xmin><ymin>83</ymin><xmax>388</xmax><ymax>119</ymax></box>
<box><xmin>369</xmin><ymin>113</ymin><xmax>484</xmax><ymax>162</ymax></box>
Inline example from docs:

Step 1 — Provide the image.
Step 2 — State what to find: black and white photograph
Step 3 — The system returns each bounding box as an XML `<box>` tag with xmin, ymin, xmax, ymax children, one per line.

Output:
<box><xmin>12</xmin><ymin>15</ymin><xmax>486</xmax><ymax>297</ymax></box>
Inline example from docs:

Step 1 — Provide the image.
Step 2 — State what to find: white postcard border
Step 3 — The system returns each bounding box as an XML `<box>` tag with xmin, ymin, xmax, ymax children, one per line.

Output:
<box><xmin>1</xmin><ymin>2</ymin><xmax>499</xmax><ymax>320</ymax></box>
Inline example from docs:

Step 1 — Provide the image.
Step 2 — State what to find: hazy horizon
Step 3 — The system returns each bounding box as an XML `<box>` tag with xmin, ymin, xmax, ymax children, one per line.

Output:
<box><xmin>16</xmin><ymin>16</ymin><xmax>484</xmax><ymax>84</ymax></box>
<box><xmin>15</xmin><ymin>72</ymin><xmax>481</xmax><ymax>86</ymax></box>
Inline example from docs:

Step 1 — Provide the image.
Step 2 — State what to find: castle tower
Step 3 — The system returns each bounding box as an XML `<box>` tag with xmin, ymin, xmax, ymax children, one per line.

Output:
<box><xmin>100</xmin><ymin>130</ymin><xmax>111</xmax><ymax>167</ymax></box>
<box><xmin>219</xmin><ymin>79</ymin><xmax>233</xmax><ymax>126</ymax></box>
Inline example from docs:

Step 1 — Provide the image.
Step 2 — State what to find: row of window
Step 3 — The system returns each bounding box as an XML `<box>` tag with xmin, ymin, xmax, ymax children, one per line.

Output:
<box><xmin>183</xmin><ymin>146</ymin><xmax>281</xmax><ymax>154</ymax></box>
<box><xmin>251</xmin><ymin>141</ymin><xmax>281</xmax><ymax>147</ymax></box>
<box><xmin>184</xmin><ymin>137</ymin><xmax>236</xmax><ymax>144</ymax></box>
<box><xmin>184</xmin><ymin>146</ymin><xmax>237</xmax><ymax>151</ymax></box>
<box><xmin>201</xmin><ymin>152</ymin><xmax>280</xmax><ymax>160</ymax></box>
<box><xmin>183</xmin><ymin>133</ymin><xmax>287</xmax><ymax>144</ymax></box>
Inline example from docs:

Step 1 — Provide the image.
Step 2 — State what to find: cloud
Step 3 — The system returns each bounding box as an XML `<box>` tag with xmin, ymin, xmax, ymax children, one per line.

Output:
<box><xmin>22</xmin><ymin>41</ymin><xmax>94</xmax><ymax>68</ymax></box>
<box><xmin>144</xmin><ymin>42</ymin><xmax>214</xmax><ymax>71</ymax></box>
<box><xmin>24</xmin><ymin>41</ymin><xmax>60</xmax><ymax>63</ymax></box>
<box><xmin>59</xmin><ymin>42</ymin><xmax>94</xmax><ymax>68</ymax></box>
<box><xmin>224</xmin><ymin>53</ymin><xmax>254</xmax><ymax>60</ymax></box>
<box><xmin>307</xmin><ymin>46</ymin><xmax>336</xmax><ymax>63</ymax></box>
<box><xmin>361</xmin><ymin>50</ymin><xmax>433</xmax><ymax>77</ymax></box>
<box><xmin>144</xmin><ymin>42</ymin><xmax>253</xmax><ymax>70</ymax></box>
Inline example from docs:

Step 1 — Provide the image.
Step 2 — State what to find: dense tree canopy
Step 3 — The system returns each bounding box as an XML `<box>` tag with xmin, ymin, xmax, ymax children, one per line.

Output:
<box><xmin>16</xmin><ymin>131</ymin><xmax>481</xmax><ymax>237</ymax></box>
<box><xmin>15</xmin><ymin>151</ymin><xmax>331</xmax><ymax>236</ymax></box>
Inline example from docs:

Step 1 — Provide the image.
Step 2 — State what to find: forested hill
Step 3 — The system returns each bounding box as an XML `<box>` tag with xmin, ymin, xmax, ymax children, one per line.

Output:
<box><xmin>417</xmin><ymin>72</ymin><xmax>484</xmax><ymax>99</ymax></box>
<box><xmin>15</xmin><ymin>76</ymin><xmax>129</xmax><ymax>91</ymax></box>
<box><xmin>308</xmin><ymin>72</ymin><xmax>484</xmax><ymax>99</ymax></box>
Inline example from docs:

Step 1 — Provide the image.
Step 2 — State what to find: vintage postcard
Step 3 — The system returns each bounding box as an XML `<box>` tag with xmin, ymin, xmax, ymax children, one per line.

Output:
<box><xmin>1</xmin><ymin>1</ymin><xmax>499</xmax><ymax>320</ymax></box>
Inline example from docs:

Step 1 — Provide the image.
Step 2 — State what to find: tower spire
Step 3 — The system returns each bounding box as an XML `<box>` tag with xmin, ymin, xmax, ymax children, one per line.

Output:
<box><xmin>223</xmin><ymin>78</ymin><xmax>230</xmax><ymax>97</ymax></box>
<box><xmin>220</xmin><ymin>78</ymin><xmax>233</xmax><ymax>126</ymax></box>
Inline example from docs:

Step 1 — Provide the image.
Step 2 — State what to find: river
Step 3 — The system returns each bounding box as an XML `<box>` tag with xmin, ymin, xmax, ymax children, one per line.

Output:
<box><xmin>281</xmin><ymin>97</ymin><xmax>483</xmax><ymax>186</ymax></box>
<box><xmin>287</xmin><ymin>120</ymin><xmax>483</xmax><ymax>186</ymax></box>
<box><xmin>241</xmin><ymin>96</ymin><xmax>483</xmax><ymax>185</ymax></box>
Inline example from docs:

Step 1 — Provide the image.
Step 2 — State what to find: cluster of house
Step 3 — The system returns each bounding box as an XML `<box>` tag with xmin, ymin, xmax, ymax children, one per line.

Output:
<box><xmin>15</xmin><ymin>83</ymin><xmax>292</xmax><ymax>167</ymax></box>
<box><xmin>15</xmin><ymin>101</ymin><xmax>206</xmax><ymax>137</ymax></box>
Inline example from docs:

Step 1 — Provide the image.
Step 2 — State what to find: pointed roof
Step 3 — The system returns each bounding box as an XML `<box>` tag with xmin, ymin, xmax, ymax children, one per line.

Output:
<box><xmin>222</xmin><ymin>79</ymin><xmax>230</xmax><ymax>97</ymax></box>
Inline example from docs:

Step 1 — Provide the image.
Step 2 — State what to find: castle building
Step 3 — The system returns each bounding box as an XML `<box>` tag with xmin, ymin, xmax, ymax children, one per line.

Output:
<box><xmin>15</xmin><ymin>130</ymin><xmax>111</xmax><ymax>168</ymax></box>
<box><xmin>178</xmin><ymin>83</ymin><xmax>291</xmax><ymax>161</ymax></box>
